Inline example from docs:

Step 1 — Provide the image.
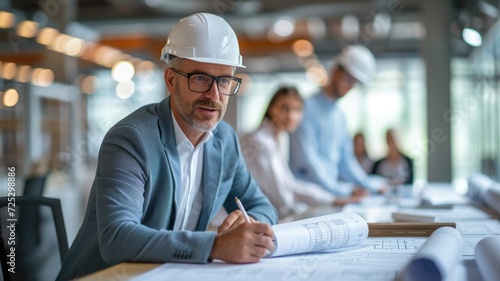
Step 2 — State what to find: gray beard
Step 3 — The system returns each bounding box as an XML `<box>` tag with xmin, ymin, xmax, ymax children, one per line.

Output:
<box><xmin>172</xmin><ymin>84</ymin><xmax>225</xmax><ymax>132</ymax></box>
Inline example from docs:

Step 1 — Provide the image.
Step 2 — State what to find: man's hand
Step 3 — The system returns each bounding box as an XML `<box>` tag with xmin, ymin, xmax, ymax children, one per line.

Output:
<box><xmin>210</xmin><ymin>222</ymin><xmax>275</xmax><ymax>263</ymax></box>
<box><xmin>352</xmin><ymin>186</ymin><xmax>369</xmax><ymax>197</ymax></box>
<box><xmin>376</xmin><ymin>184</ymin><xmax>390</xmax><ymax>195</ymax></box>
<box><xmin>217</xmin><ymin>210</ymin><xmax>257</xmax><ymax>233</ymax></box>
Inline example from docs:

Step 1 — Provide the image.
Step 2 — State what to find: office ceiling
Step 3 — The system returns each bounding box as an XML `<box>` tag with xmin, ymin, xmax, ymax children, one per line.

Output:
<box><xmin>3</xmin><ymin>0</ymin><xmax>500</xmax><ymax>73</ymax></box>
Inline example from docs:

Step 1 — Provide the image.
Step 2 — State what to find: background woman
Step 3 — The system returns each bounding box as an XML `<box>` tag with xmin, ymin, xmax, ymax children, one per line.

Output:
<box><xmin>240</xmin><ymin>86</ymin><xmax>364</xmax><ymax>220</ymax></box>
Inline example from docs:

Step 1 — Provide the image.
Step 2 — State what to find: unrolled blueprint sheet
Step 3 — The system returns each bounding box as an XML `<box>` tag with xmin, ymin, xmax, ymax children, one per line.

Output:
<box><xmin>456</xmin><ymin>219</ymin><xmax>500</xmax><ymax>235</ymax></box>
<box><xmin>131</xmin><ymin>234</ymin><xmax>480</xmax><ymax>281</ymax></box>
<box><xmin>270</xmin><ymin>212</ymin><xmax>368</xmax><ymax>257</ymax></box>
<box><xmin>132</xmin><ymin>242</ymin><xmax>416</xmax><ymax>281</ymax></box>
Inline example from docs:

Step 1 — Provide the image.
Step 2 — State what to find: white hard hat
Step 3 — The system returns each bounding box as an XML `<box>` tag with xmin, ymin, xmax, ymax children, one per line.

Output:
<box><xmin>337</xmin><ymin>45</ymin><xmax>376</xmax><ymax>84</ymax></box>
<box><xmin>160</xmin><ymin>13</ymin><xmax>245</xmax><ymax>68</ymax></box>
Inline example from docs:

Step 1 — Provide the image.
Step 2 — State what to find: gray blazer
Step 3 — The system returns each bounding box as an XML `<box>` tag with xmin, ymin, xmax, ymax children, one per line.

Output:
<box><xmin>57</xmin><ymin>97</ymin><xmax>277</xmax><ymax>280</ymax></box>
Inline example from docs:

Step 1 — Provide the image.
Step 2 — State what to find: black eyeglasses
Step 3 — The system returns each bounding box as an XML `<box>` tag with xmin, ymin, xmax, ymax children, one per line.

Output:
<box><xmin>171</xmin><ymin>68</ymin><xmax>242</xmax><ymax>96</ymax></box>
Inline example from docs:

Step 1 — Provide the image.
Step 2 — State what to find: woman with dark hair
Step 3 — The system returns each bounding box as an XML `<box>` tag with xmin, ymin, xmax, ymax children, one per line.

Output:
<box><xmin>372</xmin><ymin>129</ymin><xmax>414</xmax><ymax>185</ymax></box>
<box><xmin>353</xmin><ymin>132</ymin><xmax>374</xmax><ymax>174</ymax></box>
<box><xmin>241</xmin><ymin>86</ymin><xmax>364</xmax><ymax>220</ymax></box>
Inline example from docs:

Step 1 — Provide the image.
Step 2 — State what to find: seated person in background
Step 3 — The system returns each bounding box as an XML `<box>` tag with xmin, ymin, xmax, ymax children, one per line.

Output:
<box><xmin>241</xmin><ymin>86</ymin><xmax>365</xmax><ymax>220</ymax></box>
<box><xmin>353</xmin><ymin>132</ymin><xmax>374</xmax><ymax>174</ymax></box>
<box><xmin>372</xmin><ymin>129</ymin><xmax>414</xmax><ymax>185</ymax></box>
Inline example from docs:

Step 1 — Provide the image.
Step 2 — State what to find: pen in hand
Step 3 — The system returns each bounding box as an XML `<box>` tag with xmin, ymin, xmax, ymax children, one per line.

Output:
<box><xmin>235</xmin><ymin>197</ymin><xmax>274</xmax><ymax>257</ymax></box>
<box><xmin>235</xmin><ymin>197</ymin><xmax>251</xmax><ymax>223</ymax></box>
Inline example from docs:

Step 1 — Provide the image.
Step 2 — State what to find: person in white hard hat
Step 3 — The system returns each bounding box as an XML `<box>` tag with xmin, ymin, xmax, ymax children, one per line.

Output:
<box><xmin>57</xmin><ymin>13</ymin><xmax>276</xmax><ymax>280</ymax></box>
<box><xmin>289</xmin><ymin>45</ymin><xmax>385</xmax><ymax>198</ymax></box>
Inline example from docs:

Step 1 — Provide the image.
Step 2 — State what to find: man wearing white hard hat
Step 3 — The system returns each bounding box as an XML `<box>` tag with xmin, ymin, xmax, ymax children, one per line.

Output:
<box><xmin>57</xmin><ymin>13</ymin><xmax>276</xmax><ymax>280</ymax></box>
<box><xmin>290</xmin><ymin>45</ymin><xmax>385</xmax><ymax>198</ymax></box>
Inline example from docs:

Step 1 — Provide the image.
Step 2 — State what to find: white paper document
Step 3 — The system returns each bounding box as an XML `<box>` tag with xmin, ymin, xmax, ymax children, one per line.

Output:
<box><xmin>396</xmin><ymin>205</ymin><xmax>491</xmax><ymax>222</ymax></box>
<box><xmin>269</xmin><ymin>212</ymin><xmax>368</xmax><ymax>257</ymax></box>
<box><xmin>421</xmin><ymin>185</ymin><xmax>470</xmax><ymax>207</ymax></box>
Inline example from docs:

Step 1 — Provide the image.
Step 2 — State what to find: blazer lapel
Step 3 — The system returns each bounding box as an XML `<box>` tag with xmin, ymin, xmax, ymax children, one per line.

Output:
<box><xmin>157</xmin><ymin>97</ymin><xmax>182</xmax><ymax>225</ymax></box>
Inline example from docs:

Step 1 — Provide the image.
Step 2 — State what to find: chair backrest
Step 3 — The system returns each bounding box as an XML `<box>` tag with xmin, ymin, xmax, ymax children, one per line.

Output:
<box><xmin>0</xmin><ymin>196</ymin><xmax>68</xmax><ymax>281</ymax></box>
<box><xmin>23</xmin><ymin>174</ymin><xmax>48</xmax><ymax>196</ymax></box>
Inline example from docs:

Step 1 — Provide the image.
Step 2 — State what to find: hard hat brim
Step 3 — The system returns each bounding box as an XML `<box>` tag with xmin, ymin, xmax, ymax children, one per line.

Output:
<box><xmin>186</xmin><ymin>57</ymin><xmax>246</xmax><ymax>68</ymax></box>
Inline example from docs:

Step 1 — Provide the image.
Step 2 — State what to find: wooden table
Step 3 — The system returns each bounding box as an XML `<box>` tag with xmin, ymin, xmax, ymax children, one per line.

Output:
<box><xmin>75</xmin><ymin>263</ymin><xmax>162</xmax><ymax>280</ymax></box>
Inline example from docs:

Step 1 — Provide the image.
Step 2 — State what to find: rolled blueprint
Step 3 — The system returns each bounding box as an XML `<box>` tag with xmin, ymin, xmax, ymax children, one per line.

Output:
<box><xmin>466</xmin><ymin>174</ymin><xmax>493</xmax><ymax>203</ymax></box>
<box><xmin>401</xmin><ymin>226</ymin><xmax>462</xmax><ymax>281</ymax></box>
<box><xmin>475</xmin><ymin>236</ymin><xmax>500</xmax><ymax>281</ymax></box>
<box><xmin>484</xmin><ymin>185</ymin><xmax>500</xmax><ymax>215</ymax></box>
<box><xmin>466</xmin><ymin>175</ymin><xmax>500</xmax><ymax>215</ymax></box>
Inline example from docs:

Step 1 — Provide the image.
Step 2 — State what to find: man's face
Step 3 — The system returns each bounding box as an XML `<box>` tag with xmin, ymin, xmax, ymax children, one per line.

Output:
<box><xmin>329</xmin><ymin>67</ymin><xmax>358</xmax><ymax>99</ymax></box>
<box><xmin>167</xmin><ymin>60</ymin><xmax>232</xmax><ymax>133</ymax></box>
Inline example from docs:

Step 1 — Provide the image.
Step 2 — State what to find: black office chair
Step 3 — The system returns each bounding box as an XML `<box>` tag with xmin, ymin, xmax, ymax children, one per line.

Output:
<box><xmin>23</xmin><ymin>173</ymin><xmax>49</xmax><ymax>196</ymax></box>
<box><xmin>20</xmin><ymin>173</ymin><xmax>49</xmax><ymax>253</ymax></box>
<box><xmin>0</xmin><ymin>196</ymin><xmax>68</xmax><ymax>281</ymax></box>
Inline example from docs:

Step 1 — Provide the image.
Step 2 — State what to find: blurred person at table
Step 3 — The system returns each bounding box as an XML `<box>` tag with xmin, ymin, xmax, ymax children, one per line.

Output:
<box><xmin>353</xmin><ymin>132</ymin><xmax>374</xmax><ymax>174</ymax></box>
<box><xmin>56</xmin><ymin>13</ymin><xmax>276</xmax><ymax>281</ymax></box>
<box><xmin>241</xmin><ymin>86</ymin><xmax>365</xmax><ymax>220</ymax></box>
<box><xmin>372</xmin><ymin>129</ymin><xmax>414</xmax><ymax>185</ymax></box>
<box><xmin>289</xmin><ymin>45</ymin><xmax>386</xmax><ymax>197</ymax></box>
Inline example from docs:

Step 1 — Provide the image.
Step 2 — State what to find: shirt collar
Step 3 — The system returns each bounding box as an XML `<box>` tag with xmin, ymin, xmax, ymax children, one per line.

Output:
<box><xmin>171</xmin><ymin>109</ymin><xmax>212</xmax><ymax>148</ymax></box>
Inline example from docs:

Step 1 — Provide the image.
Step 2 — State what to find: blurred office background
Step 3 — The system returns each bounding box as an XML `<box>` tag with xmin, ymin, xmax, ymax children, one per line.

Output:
<box><xmin>0</xmin><ymin>0</ymin><xmax>499</xmax><ymax>243</ymax></box>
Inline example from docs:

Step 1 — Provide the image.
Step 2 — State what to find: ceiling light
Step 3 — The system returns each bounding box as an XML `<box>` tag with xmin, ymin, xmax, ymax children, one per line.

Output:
<box><xmin>32</xmin><ymin>68</ymin><xmax>54</xmax><ymax>87</ymax></box>
<box><xmin>292</xmin><ymin>40</ymin><xmax>314</xmax><ymax>57</ymax></box>
<box><xmin>2</xmin><ymin>62</ymin><xmax>17</xmax><ymax>80</ymax></box>
<box><xmin>65</xmin><ymin>38</ymin><xmax>86</xmax><ymax>57</ymax></box>
<box><xmin>16</xmin><ymin>20</ymin><xmax>38</xmax><ymax>38</ymax></box>
<box><xmin>372</xmin><ymin>13</ymin><xmax>391</xmax><ymax>38</ymax></box>
<box><xmin>37</xmin><ymin>27</ymin><xmax>60</xmax><ymax>45</ymax></box>
<box><xmin>50</xmin><ymin>33</ymin><xmax>72</xmax><ymax>53</ymax></box>
<box><xmin>306</xmin><ymin>66</ymin><xmax>328</xmax><ymax>86</ymax></box>
<box><xmin>0</xmin><ymin>11</ymin><xmax>15</xmax><ymax>29</ymax></box>
<box><xmin>16</xmin><ymin>65</ymin><xmax>31</xmax><ymax>83</ymax></box>
<box><xmin>273</xmin><ymin>18</ymin><xmax>295</xmax><ymax>37</ymax></box>
<box><xmin>463</xmin><ymin>28</ymin><xmax>482</xmax><ymax>47</ymax></box>
<box><xmin>2</xmin><ymin>89</ymin><xmax>19</xmax><ymax>107</ymax></box>
<box><xmin>341</xmin><ymin>15</ymin><xmax>359</xmax><ymax>38</ymax></box>
<box><xmin>112</xmin><ymin>61</ymin><xmax>135</xmax><ymax>82</ymax></box>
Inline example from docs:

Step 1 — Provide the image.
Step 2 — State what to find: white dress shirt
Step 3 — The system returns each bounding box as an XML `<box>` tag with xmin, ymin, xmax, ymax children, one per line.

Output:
<box><xmin>171</xmin><ymin>112</ymin><xmax>212</xmax><ymax>231</ymax></box>
<box><xmin>241</xmin><ymin>118</ymin><xmax>336</xmax><ymax>219</ymax></box>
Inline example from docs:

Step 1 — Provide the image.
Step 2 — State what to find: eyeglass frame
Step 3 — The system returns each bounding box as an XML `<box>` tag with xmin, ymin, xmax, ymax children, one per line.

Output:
<box><xmin>170</xmin><ymin>68</ymin><xmax>242</xmax><ymax>96</ymax></box>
